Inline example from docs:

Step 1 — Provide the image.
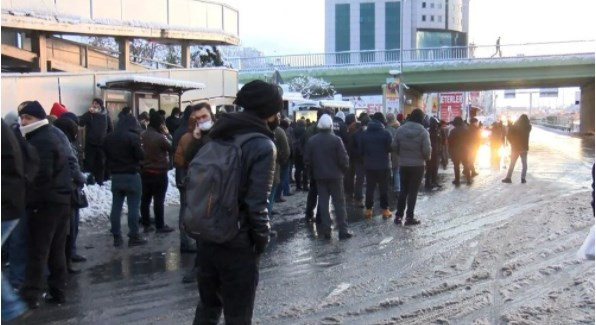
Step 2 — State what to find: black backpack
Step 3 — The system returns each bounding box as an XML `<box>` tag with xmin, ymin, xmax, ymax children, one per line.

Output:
<box><xmin>183</xmin><ymin>133</ymin><xmax>268</xmax><ymax>243</ymax></box>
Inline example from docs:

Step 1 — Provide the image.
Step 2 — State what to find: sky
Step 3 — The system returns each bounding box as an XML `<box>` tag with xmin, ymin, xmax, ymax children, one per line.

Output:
<box><xmin>223</xmin><ymin>0</ymin><xmax>595</xmax><ymax>56</ymax></box>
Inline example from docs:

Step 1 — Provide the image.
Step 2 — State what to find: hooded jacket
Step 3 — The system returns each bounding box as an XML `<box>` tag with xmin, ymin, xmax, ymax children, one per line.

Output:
<box><xmin>206</xmin><ymin>112</ymin><xmax>276</xmax><ymax>254</ymax></box>
<box><xmin>80</xmin><ymin>109</ymin><xmax>113</xmax><ymax>146</ymax></box>
<box><xmin>448</xmin><ymin>123</ymin><xmax>469</xmax><ymax>160</ymax></box>
<box><xmin>104</xmin><ymin>115</ymin><xmax>144</xmax><ymax>174</ymax></box>
<box><xmin>360</xmin><ymin>119</ymin><xmax>393</xmax><ymax>170</ymax></box>
<box><xmin>394</xmin><ymin>121</ymin><xmax>431</xmax><ymax>167</ymax></box>
<box><xmin>304</xmin><ymin>129</ymin><xmax>349</xmax><ymax>180</ymax></box>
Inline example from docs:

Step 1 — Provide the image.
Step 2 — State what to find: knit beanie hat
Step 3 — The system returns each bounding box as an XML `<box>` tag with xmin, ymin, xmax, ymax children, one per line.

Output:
<box><xmin>50</xmin><ymin>102</ymin><xmax>68</xmax><ymax>117</ymax></box>
<box><xmin>410</xmin><ymin>108</ymin><xmax>425</xmax><ymax>124</ymax></box>
<box><xmin>317</xmin><ymin>114</ymin><xmax>333</xmax><ymax>130</ymax></box>
<box><xmin>335</xmin><ymin>111</ymin><xmax>346</xmax><ymax>122</ymax></box>
<box><xmin>60</xmin><ymin>112</ymin><xmax>79</xmax><ymax>125</ymax></box>
<box><xmin>234</xmin><ymin>80</ymin><xmax>282</xmax><ymax>118</ymax></box>
<box><xmin>149</xmin><ymin>112</ymin><xmax>164</xmax><ymax>130</ymax></box>
<box><xmin>345</xmin><ymin>113</ymin><xmax>356</xmax><ymax>125</ymax></box>
<box><xmin>372</xmin><ymin>112</ymin><xmax>387</xmax><ymax>125</ymax></box>
<box><xmin>19</xmin><ymin>101</ymin><xmax>46</xmax><ymax>120</ymax></box>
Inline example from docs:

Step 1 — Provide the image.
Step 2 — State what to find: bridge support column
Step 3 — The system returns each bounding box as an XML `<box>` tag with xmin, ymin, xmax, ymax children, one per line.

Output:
<box><xmin>118</xmin><ymin>38</ymin><xmax>130</xmax><ymax>71</ymax></box>
<box><xmin>181</xmin><ymin>41</ymin><xmax>191</xmax><ymax>68</ymax></box>
<box><xmin>403</xmin><ymin>88</ymin><xmax>424</xmax><ymax>116</ymax></box>
<box><xmin>580</xmin><ymin>82</ymin><xmax>595</xmax><ymax>135</ymax></box>
<box><xmin>30</xmin><ymin>32</ymin><xmax>47</xmax><ymax>72</ymax></box>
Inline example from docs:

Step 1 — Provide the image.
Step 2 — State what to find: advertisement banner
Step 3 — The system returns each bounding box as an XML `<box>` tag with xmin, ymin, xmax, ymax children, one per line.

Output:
<box><xmin>439</xmin><ymin>92</ymin><xmax>463</xmax><ymax>121</ymax></box>
<box><xmin>384</xmin><ymin>83</ymin><xmax>399</xmax><ymax>113</ymax></box>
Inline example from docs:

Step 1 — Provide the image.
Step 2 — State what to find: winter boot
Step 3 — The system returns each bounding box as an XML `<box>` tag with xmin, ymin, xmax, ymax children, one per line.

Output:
<box><xmin>381</xmin><ymin>209</ymin><xmax>392</xmax><ymax>219</ymax></box>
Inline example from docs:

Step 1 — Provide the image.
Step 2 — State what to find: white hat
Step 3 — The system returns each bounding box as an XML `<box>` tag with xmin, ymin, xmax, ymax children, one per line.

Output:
<box><xmin>317</xmin><ymin>114</ymin><xmax>333</xmax><ymax>130</ymax></box>
<box><xmin>335</xmin><ymin>111</ymin><xmax>345</xmax><ymax>122</ymax></box>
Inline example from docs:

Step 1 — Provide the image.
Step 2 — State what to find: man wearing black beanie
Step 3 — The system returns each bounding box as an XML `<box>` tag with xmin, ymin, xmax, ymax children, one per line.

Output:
<box><xmin>193</xmin><ymin>80</ymin><xmax>278</xmax><ymax>325</ymax></box>
<box><xmin>18</xmin><ymin>101</ymin><xmax>72</xmax><ymax>308</ymax></box>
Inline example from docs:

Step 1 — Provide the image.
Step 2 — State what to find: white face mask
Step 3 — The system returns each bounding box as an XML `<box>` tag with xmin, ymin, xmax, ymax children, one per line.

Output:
<box><xmin>198</xmin><ymin>120</ymin><xmax>213</xmax><ymax>131</ymax></box>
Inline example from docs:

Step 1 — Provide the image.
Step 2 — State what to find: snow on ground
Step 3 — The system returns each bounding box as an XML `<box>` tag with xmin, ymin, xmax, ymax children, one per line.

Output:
<box><xmin>79</xmin><ymin>170</ymin><xmax>180</xmax><ymax>226</ymax></box>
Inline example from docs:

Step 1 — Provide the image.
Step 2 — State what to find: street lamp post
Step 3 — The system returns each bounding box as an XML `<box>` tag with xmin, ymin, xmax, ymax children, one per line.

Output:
<box><xmin>398</xmin><ymin>0</ymin><xmax>405</xmax><ymax>114</ymax></box>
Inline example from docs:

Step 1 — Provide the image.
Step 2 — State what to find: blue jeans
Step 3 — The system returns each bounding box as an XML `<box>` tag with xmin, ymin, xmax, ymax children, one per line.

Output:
<box><xmin>110</xmin><ymin>173</ymin><xmax>142</xmax><ymax>237</ymax></box>
<box><xmin>392</xmin><ymin>167</ymin><xmax>401</xmax><ymax>192</ymax></box>
<box><xmin>275</xmin><ymin>163</ymin><xmax>291</xmax><ymax>199</ymax></box>
<box><xmin>67</xmin><ymin>208</ymin><xmax>80</xmax><ymax>257</ymax></box>
<box><xmin>506</xmin><ymin>151</ymin><xmax>528</xmax><ymax>180</ymax></box>
<box><xmin>8</xmin><ymin>214</ymin><xmax>28</xmax><ymax>288</ymax></box>
<box><xmin>2</xmin><ymin>220</ymin><xmax>27</xmax><ymax>321</ymax></box>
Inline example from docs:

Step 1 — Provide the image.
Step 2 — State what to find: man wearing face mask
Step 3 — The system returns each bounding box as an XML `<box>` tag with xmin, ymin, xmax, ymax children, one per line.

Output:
<box><xmin>173</xmin><ymin>102</ymin><xmax>215</xmax><ymax>283</ymax></box>
<box><xmin>192</xmin><ymin>80</ymin><xmax>278</xmax><ymax>325</ymax></box>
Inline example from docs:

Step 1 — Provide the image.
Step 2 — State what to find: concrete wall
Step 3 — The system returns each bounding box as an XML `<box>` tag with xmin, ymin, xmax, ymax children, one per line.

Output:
<box><xmin>1</xmin><ymin>67</ymin><xmax>238</xmax><ymax>116</ymax></box>
<box><xmin>2</xmin><ymin>0</ymin><xmax>239</xmax><ymax>44</ymax></box>
<box><xmin>580</xmin><ymin>81</ymin><xmax>595</xmax><ymax>134</ymax></box>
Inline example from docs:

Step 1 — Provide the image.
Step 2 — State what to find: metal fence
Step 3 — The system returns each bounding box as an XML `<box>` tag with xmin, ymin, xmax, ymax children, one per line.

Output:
<box><xmin>227</xmin><ymin>40</ymin><xmax>595</xmax><ymax>72</ymax></box>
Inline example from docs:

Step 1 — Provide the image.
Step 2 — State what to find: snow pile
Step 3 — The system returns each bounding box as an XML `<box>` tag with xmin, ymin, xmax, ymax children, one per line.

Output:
<box><xmin>79</xmin><ymin>170</ymin><xmax>180</xmax><ymax>224</ymax></box>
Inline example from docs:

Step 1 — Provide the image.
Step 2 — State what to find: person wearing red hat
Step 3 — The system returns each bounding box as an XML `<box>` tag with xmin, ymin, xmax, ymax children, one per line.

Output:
<box><xmin>50</xmin><ymin>102</ymin><xmax>68</xmax><ymax>118</ymax></box>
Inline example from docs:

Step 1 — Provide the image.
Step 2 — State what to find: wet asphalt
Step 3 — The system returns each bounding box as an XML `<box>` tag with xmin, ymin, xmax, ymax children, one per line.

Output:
<box><xmin>13</xmin><ymin>126</ymin><xmax>595</xmax><ymax>325</ymax></box>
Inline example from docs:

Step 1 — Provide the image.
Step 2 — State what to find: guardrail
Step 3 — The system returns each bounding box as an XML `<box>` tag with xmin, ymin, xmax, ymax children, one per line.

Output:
<box><xmin>227</xmin><ymin>40</ymin><xmax>595</xmax><ymax>72</ymax></box>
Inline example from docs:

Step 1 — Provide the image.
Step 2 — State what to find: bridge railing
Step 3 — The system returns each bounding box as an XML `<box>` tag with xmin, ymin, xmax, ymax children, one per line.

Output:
<box><xmin>227</xmin><ymin>40</ymin><xmax>595</xmax><ymax>72</ymax></box>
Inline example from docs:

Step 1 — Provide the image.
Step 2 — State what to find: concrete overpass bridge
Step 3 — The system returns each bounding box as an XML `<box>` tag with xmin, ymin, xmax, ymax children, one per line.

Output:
<box><xmin>234</xmin><ymin>41</ymin><xmax>595</xmax><ymax>133</ymax></box>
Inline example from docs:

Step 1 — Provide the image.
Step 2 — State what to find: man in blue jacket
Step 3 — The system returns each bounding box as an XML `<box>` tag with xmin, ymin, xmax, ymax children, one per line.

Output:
<box><xmin>360</xmin><ymin>112</ymin><xmax>393</xmax><ymax>219</ymax></box>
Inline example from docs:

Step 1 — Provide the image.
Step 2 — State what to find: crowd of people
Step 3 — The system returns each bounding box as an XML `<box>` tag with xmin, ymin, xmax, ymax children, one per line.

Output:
<box><xmin>1</xmin><ymin>80</ymin><xmax>533</xmax><ymax>324</ymax></box>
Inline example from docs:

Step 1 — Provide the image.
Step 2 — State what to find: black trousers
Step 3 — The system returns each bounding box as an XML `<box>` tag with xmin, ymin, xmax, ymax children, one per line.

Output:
<box><xmin>140</xmin><ymin>171</ymin><xmax>168</xmax><ymax>228</ymax></box>
<box><xmin>396</xmin><ymin>166</ymin><xmax>425</xmax><ymax>219</ymax></box>
<box><xmin>305</xmin><ymin>168</ymin><xmax>319</xmax><ymax>218</ymax></box>
<box><xmin>293</xmin><ymin>153</ymin><xmax>308</xmax><ymax>190</ymax></box>
<box><xmin>194</xmin><ymin>245</ymin><xmax>259</xmax><ymax>325</ymax></box>
<box><xmin>365</xmin><ymin>169</ymin><xmax>390</xmax><ymax>209</ymax></box>
<box><xmin>344</xmin><ymin>161</ymin><xmax>355</xmax><ymax>199</ymax></box>
<box><xmin>85</xmin><ymin>145</ymin><xmax>106</xmax><ymax>184</ymax></box>
<box><xmin>452</xmin><ymin>157</ymin><xmax>471</xmax><ymax>184</ymax></box>
<box><xmin>425</xmin><ymin>152</ymin><xmax>439</xmax><ymax>186</ymax></box>
<box><xmin>21</xmin><ymin>204</ymin><xmax>70</xmax><ymax>301</ymax></box>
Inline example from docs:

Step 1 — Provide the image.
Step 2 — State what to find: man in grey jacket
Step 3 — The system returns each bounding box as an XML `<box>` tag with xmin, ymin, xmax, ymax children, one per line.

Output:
<box><xmin>393</xmin><ymin>109</ymin><xmax>431</xmax><ymax>226</ymax></box>
<box><xmin>304</xmin><ymin>114</ymin><xmax>352</xmax><ymax>240</ymax></box>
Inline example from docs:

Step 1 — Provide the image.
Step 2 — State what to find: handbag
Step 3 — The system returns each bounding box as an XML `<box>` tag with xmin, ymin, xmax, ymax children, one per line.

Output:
<box><xmin>72</xmin><ymin>188</ymin><xmax>89</xmax><ymax>209</ymax></box>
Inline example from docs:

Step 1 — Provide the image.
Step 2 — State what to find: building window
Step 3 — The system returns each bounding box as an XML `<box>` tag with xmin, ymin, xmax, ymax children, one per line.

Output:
<box><xmin>430</xmin><ymin>3</ymin><xmax>434</xmax><ymax>9</ymax></box>
<box><xmin>438</xmin><ymin>15</ymin><xmax>442</xmax><ymax>22</ymax></box>
<box><xmin>360</xmin><ymin>2</ymin><xmax>375</xmax><ymax>62</ymax></box>
<box><xmin>385</xmin><ymin>2</ymin><xmax>401</xmax><ymax>50</ymax></box>
<box><xmin>422</xmin><ymin>15</ymin><xmax>426</xmax><ymax>21</ymax></box>
<box><xmin>422</xmin><ymin>2</ymin><xmax>426</xmax><ymax>8</ymax></box>
<box><xmin>438</xmin><ymin>3</ymin><xmax>442</xmax><ymax>9</ymax></box>
<box><xmin>430</xmin><ymin>15</ymin><xmax>434</xmax><ymax>22</ymax></box>
<box><xmin>335</xmin><ymin>4</ymin><xmax>350</xmax><ymax>53</ymax></box>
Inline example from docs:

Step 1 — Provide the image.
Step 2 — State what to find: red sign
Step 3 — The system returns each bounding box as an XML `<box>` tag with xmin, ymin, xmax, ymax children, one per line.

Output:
<box><xmin>439</xmin><ymin>92</ymin><xmax>463</xmax><ymax>121</ymax></box>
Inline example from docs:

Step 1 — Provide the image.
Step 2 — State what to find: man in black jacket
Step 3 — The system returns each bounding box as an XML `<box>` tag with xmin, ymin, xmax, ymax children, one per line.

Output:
<box><xmin>449</xmin><ymin>117</ymin><xmax>471</xmax><ymax>186</ymax></box>
<box><xmin>304</xmin><ymin>114</ymin><xmax>352</xmax><ymax>239</ymax></box>
<box><xmin>193</xmin><ymin>80</ymin><xmax>278</xmax><ymax>325</ymax></box>
<box><xmin>18</xmin><ymin>101</ymin><xmax>71</xmax><ymax>308</ymax></box>
<box><xmin>104</xmin><ymin>114</ymin><xmax>147</xmax><ymax>247</ymax></box>
<box><xmin>79</xmin><ymin>98</ymin><xmax>113</xmax><ymax>185</ymax></box>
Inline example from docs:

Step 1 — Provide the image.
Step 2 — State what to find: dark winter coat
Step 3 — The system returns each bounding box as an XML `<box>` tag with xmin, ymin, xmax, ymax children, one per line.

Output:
<box><xmin>394</xmin><ymin>121</ymin><xmax>431</xmax><ymax>167</ymax></box>
<box><xmin>273</xmin><ymin>126</ymin><xmax>290</xmax><ymax>184</ymax></box>
<box><xmin>507</xmin><ymin>123</ymin><xmax>532</xmax><ymax>152</ymax></box>
<box><xmin>448</xmin><ymin>124</ymin><xmax>469</xmax><ymax>160</ymax></box>
<box><xmin>104</xmin><ymin>115</ymin><xmax>144</xmax><ymax>174</ymax></box>
<box><xmin>141</xmin><ymin>126</ymin><xmax>173</xmax><ymax>171</ymax></box>
<box><xmin>184</xmin><ymin>133</ymin><xmax>211</xmax><ymax>165</ymax></box>
<box><xmin>292</xmin><ymin>122</ymin><xmax>306</xmax><ymax>156</ymax></box>
<box><xmin>333</xmin><ymin>117</ymin><xmax>349</xmax><ymax>147</ymax></box>
<box><xmin>207</xmin><ymin>112</ymin><xmax>276</xmax><ymax>254</ymax></box>
<box><xmin>347</xmin><ymin>124</ymin><xmax>363</xmax><ymax>162</ymax></box>
<box><xmin>304</xmin><ymin>130</ymin><xmax>349</xmax><ymax>180</ymax></box>
<box><xmin>25</xmin><ymin>123</ymin><xmax>71</xmax><ymax>208</ymax></box>
<box><xmin>360</xmin><ymin>119</ymin><xmax>392</xmax><ymax>170</ymax></box>
<box><xmin>165</xmin><ymin>114</ymin><xmax>181</xmax><ymax>134</ymax></box>
<box><xmin>386</xmin><ymin>123</ymin><xmax>400</xmax><ymax>168</ymax></box>
<box><xmin>79</xmin><ymin>110</ymin><xmax>113</xmax><ymax>146</ymax></box>
<box><xmin>2</xmin><ymin>119</ymin><xmax>26</xmax><ymax>220</ymax></box>
<box><xmin>51</xmin><ymin>125</ymin><xmax>85</xmax><ymax>188</ymax></box>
